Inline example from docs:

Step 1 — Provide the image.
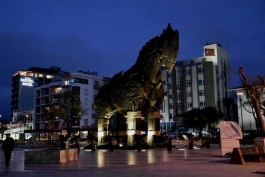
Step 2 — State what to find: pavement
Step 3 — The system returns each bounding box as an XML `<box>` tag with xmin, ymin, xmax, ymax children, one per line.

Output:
<box><xmin>1</xmin><ymin>144</ymin><xmax>265</xmax><ymax>177</ymax></box>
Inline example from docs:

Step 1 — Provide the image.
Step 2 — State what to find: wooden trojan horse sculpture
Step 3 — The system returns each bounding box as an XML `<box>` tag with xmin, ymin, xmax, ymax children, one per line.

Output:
<box><xmin>94</xmin><ymin>24</ymin><xmax>179</xmax><ymax>146</ymax></box>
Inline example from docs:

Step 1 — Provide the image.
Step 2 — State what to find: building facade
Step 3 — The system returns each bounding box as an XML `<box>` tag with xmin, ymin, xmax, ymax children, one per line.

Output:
<box><xmin>34</xmin><ymin>71</ymin><xmax>104</xmax><ymax>131</ymax></box>
<box><xmin>161</xmin><ymin>43</ymin><xmax>230</xmax><ymax>131</ymax></box>
<box><xmin>11</xmin><ymin>67</ymin><xmax>68</xmax><ymax>139</ymax></box>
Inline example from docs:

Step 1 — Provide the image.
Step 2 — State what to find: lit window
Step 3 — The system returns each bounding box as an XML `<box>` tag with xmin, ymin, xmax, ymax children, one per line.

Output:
<box><xmin>55</xmin><ymin>87</ymin><xmax>62</xmax><ymax>93</ymax></box>
<box><xmin>46</xmin><ymin>75</ymin><xmax>53</xmax><ymax>79</ymax></box>
<box><xmin>64</xmin><ymin>80</ymin><xmax>70</xmax><ymax>86</ymax></box>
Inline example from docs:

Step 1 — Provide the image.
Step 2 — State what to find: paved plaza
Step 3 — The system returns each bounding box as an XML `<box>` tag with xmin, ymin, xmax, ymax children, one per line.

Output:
<box><xmin>1</xmin><ymin>144</ymin><xmax>265</xmax><ymax>177</ymax></box>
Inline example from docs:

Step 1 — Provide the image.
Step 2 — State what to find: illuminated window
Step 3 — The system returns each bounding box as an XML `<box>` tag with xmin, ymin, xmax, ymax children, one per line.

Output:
<box><xmin>55</xmin><ymin>87</ymin><xmax>62</xmax><ymax>93</ymax></box>
<box><xmin>70</xmin><ymin>78</ymin><xmax>88</xmax><ymax>84</ymax></box>
<box><xmin>46</xmin><ymin>75</ymin><xmax>53</xmax><ymax>79</ymax></box>
<box><xmin>64</xmin><ymin>80</ymin><xmax>70</xmax><ymax>86</ymax></box>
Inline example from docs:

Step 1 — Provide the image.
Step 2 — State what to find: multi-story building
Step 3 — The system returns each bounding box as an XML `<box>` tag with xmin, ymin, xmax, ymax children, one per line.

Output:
<box><xmin>161</xmin><ymin>43</ymin><xmax>230</xmax><ymax>131</ymax></box>
<box><xmin>34</xmin><ymin>71</ymin><xmax>105</xmax><ymax>132</ymax></box>
<box><xmin>11</xmin><ymin>66</ymin><xmax>68</xmax><ymax>139</ymax></box>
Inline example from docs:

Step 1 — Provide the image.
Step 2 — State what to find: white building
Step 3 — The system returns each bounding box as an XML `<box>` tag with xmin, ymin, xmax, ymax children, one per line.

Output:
<box><xmin>232</xmin><ymin>88</ymin><xmax>259</xmax><ymax>131</ymax></box>
<box><xmin>161</xmin><ymin>43</ymin><xmax>230</xmax><ymax>131</ymax></box>
<box><xmin>34</xmin><ymin>71</ymin><xmax>104</xmax><ymax>131</ymax></box>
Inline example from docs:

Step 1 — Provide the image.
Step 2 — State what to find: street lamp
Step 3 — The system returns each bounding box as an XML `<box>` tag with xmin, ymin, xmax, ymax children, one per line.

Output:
<box><xmin>237</xmin><ymin>92</ymin><xmax>245</xmax><ymax>145</ymax></box>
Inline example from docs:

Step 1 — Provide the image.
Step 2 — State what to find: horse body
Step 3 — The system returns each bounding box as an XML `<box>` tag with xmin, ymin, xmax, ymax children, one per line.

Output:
<box><xmin>94</xmin><ymin>24</ymin><xmax>179</xmax><ymax>120</ymax></box>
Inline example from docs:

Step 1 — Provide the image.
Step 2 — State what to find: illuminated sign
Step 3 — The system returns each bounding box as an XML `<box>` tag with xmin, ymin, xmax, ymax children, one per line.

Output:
<box><xmin>20</xmin><ymin>77</ymin><xmax>34</xmax><ymax>87</ymax></box>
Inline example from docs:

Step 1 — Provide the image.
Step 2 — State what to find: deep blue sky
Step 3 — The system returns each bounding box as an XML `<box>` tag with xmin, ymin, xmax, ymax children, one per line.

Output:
<box><xmin>1</xmin><ymin>0</ymin><xmax>265</xmax><ymax>120</ymax></box>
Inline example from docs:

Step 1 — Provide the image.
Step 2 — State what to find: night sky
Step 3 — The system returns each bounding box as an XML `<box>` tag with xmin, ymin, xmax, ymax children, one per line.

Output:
<box><xmin>1</xmin><ymin>0</ymin><xmax>265</xmax><ymax>121</ymax></box>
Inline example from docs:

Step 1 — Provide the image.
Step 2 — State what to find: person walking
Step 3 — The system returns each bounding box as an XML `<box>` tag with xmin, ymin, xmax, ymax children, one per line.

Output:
<box><xmin>2</xmin><ymin>133</ymin><xmax>15</xmax><ymax>169</ymax></box>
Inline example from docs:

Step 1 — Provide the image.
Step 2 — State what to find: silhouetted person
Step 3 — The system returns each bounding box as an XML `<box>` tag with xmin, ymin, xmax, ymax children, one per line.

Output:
<box><xmin>59</xmin><ymin>134</ymin><xmax>66</xmax><ymax>149</ymax></box>
<box><xmin>188</xmin><ymin>137</ymin><xmax>194</xmax><ymax>149</ymax></box>
<box><xmin>167</xmin><ymin>137</ymin><xmax>172</xmax><ymax>151</ymax></box>
<box><xmin>134</xmin><ymin>134</ymin><xmax>141</xmax><ymax>151</ymax></box>
<box><xmin>107</xmin><ymin>133</ymin><xmax>114</xmax><ymax>151</ymax></box>
<box><xmin>89</xmin><ymin>132</ymin><xmax>97</xmax><ymax>151</ymax></box>
<box><xmin>2</xmin><ymin>133</ymin><xmax>15</xmax><ymax>169</ymax></box>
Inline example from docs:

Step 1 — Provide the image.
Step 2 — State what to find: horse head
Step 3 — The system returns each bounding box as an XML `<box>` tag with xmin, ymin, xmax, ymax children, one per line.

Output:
<box><xmin>157</xmin><ymin>24</ymin><xmax>179</xmax><ymax>72</ymax></box>
<box><xmin>135</xmin><ymin>24</ymin><xmax>179</xmax><ymax>74</ymax></box>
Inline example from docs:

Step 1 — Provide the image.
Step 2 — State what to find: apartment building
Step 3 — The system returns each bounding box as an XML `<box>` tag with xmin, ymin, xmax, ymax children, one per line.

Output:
<box><xmin>34</xmin><ymin>71</ymin><xmax>104</xmax><ymax>131</ymax></box>
<box><xmin>161</xmin><ymin>43</ymin><xmax>230</xmax><ymax>130</ymax></box>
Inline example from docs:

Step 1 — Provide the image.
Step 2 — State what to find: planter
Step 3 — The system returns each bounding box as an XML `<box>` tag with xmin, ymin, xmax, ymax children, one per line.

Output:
<box><xmin>24</xmin><ymin>148</ymin><xmax>78</xmax><ymax>164</ymax></box>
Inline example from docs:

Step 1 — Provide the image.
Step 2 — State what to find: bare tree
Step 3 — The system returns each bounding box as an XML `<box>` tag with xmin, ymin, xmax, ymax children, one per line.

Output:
<box><xmin>238</xmin><ymin>65</ymin><xmax>265</xmax><ymax>136</ymax></box>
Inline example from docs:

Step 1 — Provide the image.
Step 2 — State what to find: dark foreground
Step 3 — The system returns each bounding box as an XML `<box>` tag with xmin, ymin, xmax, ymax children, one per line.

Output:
<box><xmin>1</xmin><ymin>144</ymin><xmax>265</xmax><ymax>177</ymax></box>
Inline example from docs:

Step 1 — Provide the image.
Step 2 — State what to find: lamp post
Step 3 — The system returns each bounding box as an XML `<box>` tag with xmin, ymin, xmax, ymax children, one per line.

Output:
<box><xmin>237</xmin><ymin>92</ymin><xmax>245</xmax><ymax>145</ymax></box>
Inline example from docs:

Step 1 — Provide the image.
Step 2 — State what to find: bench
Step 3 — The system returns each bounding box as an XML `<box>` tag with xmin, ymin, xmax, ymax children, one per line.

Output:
<box><xmin>230</xmin><ymin>147</ymin><xmax>265</xmax><ymax>165</ymax></box>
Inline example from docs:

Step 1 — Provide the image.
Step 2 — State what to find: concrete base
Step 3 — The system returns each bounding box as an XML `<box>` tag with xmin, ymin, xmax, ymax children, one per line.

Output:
<box><xmin>24</xmin><ymin>148</ymin><xmax>78</xmax><ymax>164</ymax></box>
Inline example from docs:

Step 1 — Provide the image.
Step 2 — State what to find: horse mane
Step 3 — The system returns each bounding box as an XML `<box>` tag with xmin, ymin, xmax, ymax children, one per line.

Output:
<box><xmin>133</xmin><ymin>36</ymin><xmax>159</xmax><ymax>70</ymax></box>
<box><xmin>133</xmin><ymin>24</ymin><xmax>176</xmax><ymax>71</ymax></box>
